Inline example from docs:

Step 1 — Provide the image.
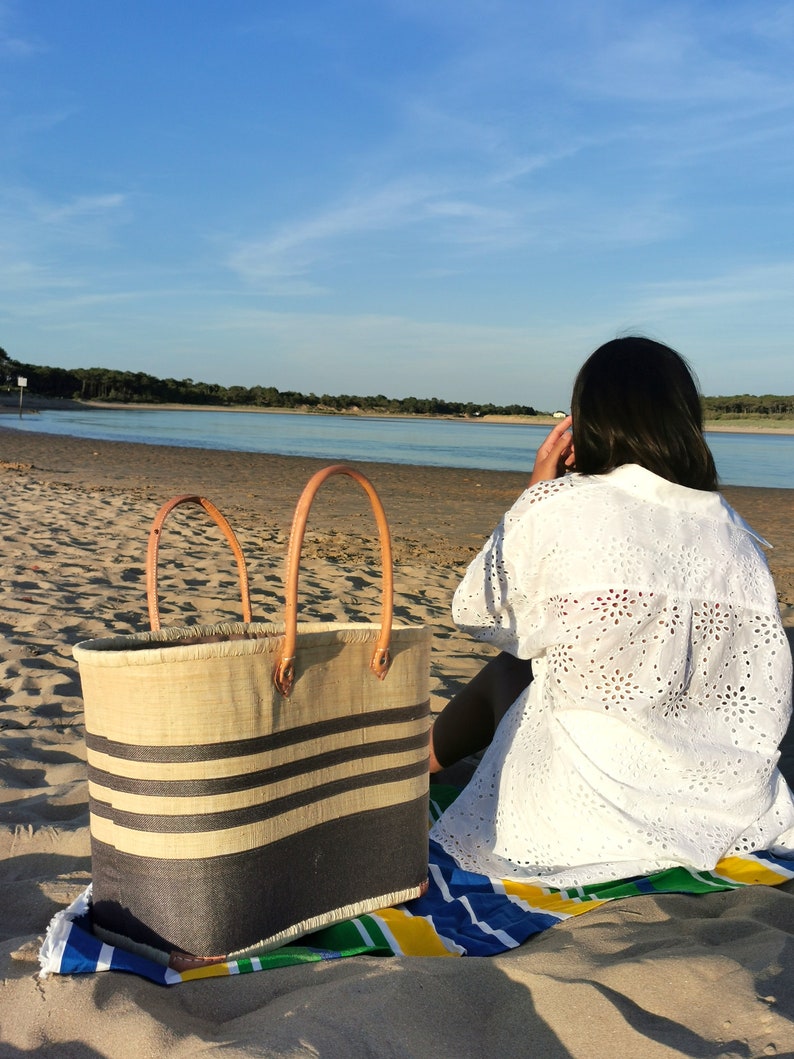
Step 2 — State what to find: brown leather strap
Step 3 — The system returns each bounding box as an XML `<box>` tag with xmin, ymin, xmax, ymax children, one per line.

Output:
<box><xmin>168</xmin><ymin>950</ymin><xmax>227</xmax><ymax>972</ymax></box>
<box><xmin>146</xmin><ymin>495</ymin><xmax>252</xmax><ymax>631</ymax></box>
<box><xmin>274</xmin><ymin>465</ymin><xmax>394</xmax><ymax>696</ymax></box>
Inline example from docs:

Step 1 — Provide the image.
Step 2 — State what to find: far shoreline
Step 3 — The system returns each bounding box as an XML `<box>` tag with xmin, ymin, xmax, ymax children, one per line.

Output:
<box><xmin>2</xmin><ymin>396</ymin><xmax>793</xmax><ymax>436</ymax></box>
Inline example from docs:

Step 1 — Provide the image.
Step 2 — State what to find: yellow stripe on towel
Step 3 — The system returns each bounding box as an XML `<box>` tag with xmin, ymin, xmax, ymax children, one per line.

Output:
<box><xmin>178</xmin><ymin>961</ymin><xmax>233</xmax><ymax>982</ymax></box>
<box><xmin>712</xmin><ymin>856</ymin><xmax>794</xmax><ymax>887</ymax></box>
<box><xmin>499</xmin><ymin>880</ymin><xmax>609</xmax><ymax>918</ymax></box>
<box><xmin>372</xmin><ymin>907</ymin><xmax>460</xmax><ymax>957</ymax></box>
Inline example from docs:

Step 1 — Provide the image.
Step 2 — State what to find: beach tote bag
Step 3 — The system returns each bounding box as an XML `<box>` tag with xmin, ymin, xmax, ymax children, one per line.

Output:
<box><xmin>73</xmin><ymin>465</ymin><xmax>431</xmax><ymax>965</ymax></box>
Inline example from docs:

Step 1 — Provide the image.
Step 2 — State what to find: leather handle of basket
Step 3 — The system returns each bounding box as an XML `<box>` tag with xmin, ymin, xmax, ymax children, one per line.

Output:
<box><xmin>146</xmin><ymin>495</ymin><xmax>252</xmax><ymax>631</ymax></box>
<box><xmin>274</xmin><ymin>465</ymin><xmax>394</xmax><ymax>697</ymax></box>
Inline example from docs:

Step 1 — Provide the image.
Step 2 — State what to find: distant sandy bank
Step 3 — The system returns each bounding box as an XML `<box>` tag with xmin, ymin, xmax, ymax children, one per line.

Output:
<box><xmin>2</xmin><ymin>396</ymin><xmax>793</xmax><ymax>435</ymax></box>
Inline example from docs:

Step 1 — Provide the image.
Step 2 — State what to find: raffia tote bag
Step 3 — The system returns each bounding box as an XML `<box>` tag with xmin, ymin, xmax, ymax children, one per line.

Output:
<box><xmin>73</xmin><ymin>465</ymin><xmax>432</xmax><ymax>964</ymax></box>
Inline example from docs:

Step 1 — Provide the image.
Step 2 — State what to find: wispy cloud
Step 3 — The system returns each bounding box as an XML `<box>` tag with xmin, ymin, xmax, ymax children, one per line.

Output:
<box><xmin>0</xmin><ymin>255</ymin><xmax>80</xmax><ymax>293</ymax></box>
<box><xmin>0</xmin><ymin>185</ymin><xmax>133</xmax><ymax>324</ymax></box>
<box><xmin>391</xmin><ymin>2</ymin><xmax>794</xmax><ymax>168</ymax></box>
<box><xmin>224</xmin><ymin>177</ymin><xmax>520</xmax><ymax>292</ymax></box>
<box><xmin>633</xmin><ymin>262</ymin><xmax>794</xmax><ymax>314</ymax></box>
<box><xmin>36</xmin><ymin>193</ymin><xmax>126</xmax><ymax>224</ymax></box>
<box><xmin>0</xmin><ymin>5</ymin><xmax>45</xmax><ymax>59</ymax></box>
<box><xmin>567</xmin><ymin>15</ymin><xmax>753</xmax><ymax>105</ymax></box>
<box><xmin>753</xmin><ymin>5</ymin><xmax>794</xmax><ymax>44</ymax></box>
<box><xmin>0</xmin><ymin>33</ymin><xmax>42</xmax><ymax>57</ymax></box>
<box><xmin>224</xmin><ymin>1</ymin><xmax>794</xmax><ymax>300</ymax></box>
<box><xmin>0</xmin><ymin>187</ymin><xmax>130</xmax><ymax>270</ymax></box>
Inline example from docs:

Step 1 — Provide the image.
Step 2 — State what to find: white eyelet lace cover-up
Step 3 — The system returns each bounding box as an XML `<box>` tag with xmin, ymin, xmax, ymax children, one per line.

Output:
<box><xmin>430</xmin><ymin>465</ymin><xmax>794</xmax><ymax>887</ymax></box>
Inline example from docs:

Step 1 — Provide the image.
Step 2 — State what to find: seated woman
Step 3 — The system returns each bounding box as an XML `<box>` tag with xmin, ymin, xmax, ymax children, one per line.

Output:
<box><xmin>429</xmin><ymin>336</ymin><xmax>794</xmax><ymax>887</ymax></box>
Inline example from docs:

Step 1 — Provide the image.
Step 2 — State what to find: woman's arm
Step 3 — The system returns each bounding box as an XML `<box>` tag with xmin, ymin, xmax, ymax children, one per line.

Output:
<box><xmin>452</xmin><ymin>418</ymin><xmax>577</xmax><ymax>651</ymax></box>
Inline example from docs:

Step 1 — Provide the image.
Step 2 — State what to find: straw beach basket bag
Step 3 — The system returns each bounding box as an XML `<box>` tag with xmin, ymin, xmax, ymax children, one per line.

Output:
<box><xmin>74</xmin><ymin>465</ymin><xmax>431</xmax><ymax>965</ymax></box>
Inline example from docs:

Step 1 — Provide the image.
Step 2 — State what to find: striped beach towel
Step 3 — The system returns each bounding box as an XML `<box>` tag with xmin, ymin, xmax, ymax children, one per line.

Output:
<box><xmin>39</xmin><ymin>786</ymin><xmax>794</xmax><ymax>986</ymax></box>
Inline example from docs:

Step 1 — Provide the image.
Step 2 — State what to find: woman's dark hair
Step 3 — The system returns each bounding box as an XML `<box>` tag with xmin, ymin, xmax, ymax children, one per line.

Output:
<box><xmin>570</xmin><ymin>336</ymin><xmax>718</xmax><ymax>491</ymax></box>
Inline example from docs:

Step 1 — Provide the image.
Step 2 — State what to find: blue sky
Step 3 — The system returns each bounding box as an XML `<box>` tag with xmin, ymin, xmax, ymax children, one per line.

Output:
<box><xmin>1</xmin><ymin>1</ymin><xmax>792</xmax><ymax>410</ymax></box>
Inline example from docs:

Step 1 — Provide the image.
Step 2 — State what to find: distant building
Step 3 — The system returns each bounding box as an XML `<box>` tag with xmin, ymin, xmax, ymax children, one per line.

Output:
<box><xmin>552</xmin><ymin>410</ymin><xmax>568</xmax><ymax>419</ymax></box>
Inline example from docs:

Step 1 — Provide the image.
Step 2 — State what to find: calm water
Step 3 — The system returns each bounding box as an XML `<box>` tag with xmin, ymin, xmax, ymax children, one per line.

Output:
<box><xmin>2</xmin><ymin>408</ymin><xmax>792</xmax><ymax>489</ymax></box>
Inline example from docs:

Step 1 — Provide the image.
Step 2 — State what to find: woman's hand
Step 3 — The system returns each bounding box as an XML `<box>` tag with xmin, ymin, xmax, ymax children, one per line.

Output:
<box><xmin>529</xmin><ymin>415</ymin><xmax>574</xmax><ymax>486</ymax></box>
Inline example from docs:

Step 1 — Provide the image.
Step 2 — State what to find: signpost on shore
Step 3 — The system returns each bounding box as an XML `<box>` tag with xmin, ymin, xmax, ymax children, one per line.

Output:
<box><xmin>18</xmin><ymin>377</ymin><xmax>27</xmax><ymax>419</ymax></box>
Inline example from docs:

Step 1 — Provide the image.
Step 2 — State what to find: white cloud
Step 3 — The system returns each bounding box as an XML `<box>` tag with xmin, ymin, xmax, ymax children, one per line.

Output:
<box><xmin>224</xmin><ymin>175</ymin><xmax>535</xmax><ymax>291</ymax></box>
<box><xmin>225</xmin><ymin>180</ymin><xmax>433</xmax><ymax>292</ymax></box>
<box><xmin>752</xmin><ymin>5</ymin><xmax>794</xmax><ymax>44</ymax></box>
<box><xmin>633</xmin><ymin>262</ymin><xmax>794</xmax><ymax>314</ymax></box>
<box><xmin>0</xmin><ymin>33</ymin><xmax>42</xmax><ymax>57</ymax></box>
<box><xmin>0</xmin><ymin>187</ymin><xmax>130</xmax><ymax>288</ymax></box>
<box><xmin>37</xmin><ymin>193</ymin><xmax>126</xmax><ymax>224</ymax></box>
<box><xmin>0</xmin><ymin>4</ymin><xmax>45</xmax><ymax>59</ymax></box>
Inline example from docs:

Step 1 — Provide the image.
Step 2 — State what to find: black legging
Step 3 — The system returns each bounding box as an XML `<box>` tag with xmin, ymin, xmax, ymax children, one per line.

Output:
<box><xmin>431</xmin><ymin>652</ymin><xmax>533</xmax><ymax>769</ymax></box>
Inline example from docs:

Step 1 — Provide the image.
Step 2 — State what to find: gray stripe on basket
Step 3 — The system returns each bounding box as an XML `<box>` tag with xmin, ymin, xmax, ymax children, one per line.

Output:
<box><xmin>85</xmin><ymin>701</ymin><xmax>428</xmax><ymax>762</ymax></box>
<box><xmin>87</xmin><ymin>731</ymin><xmax>429</xmax><ymax>797</ymax></box>
<box><xmin>90</xmin><ymin>793</ymin><xmax>429</xmax><ymax>956</ymax></box>
<box><xmin>90</xmin><ymin>758</ymin><xmax>428</xmax><ymax>834</ymax></box>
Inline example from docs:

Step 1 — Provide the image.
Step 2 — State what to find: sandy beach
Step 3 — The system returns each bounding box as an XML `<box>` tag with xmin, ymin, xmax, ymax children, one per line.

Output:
<box><xmin>2</xmin><ymin>425</ymin><xmax>794</xmax><ymax>1057</ymax></box>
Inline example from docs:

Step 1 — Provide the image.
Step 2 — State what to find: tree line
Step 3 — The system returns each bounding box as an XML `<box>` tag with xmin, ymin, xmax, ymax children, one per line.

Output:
<box><xmin>0</xmin><ymin>348</ymin><xmax>539</xmax><ymax>416</ymax></box>
<box><xmin>2</xmin><ymin>347</ymin><xmax>792</xmax><ymax>418</ymax></box>
<box><xmin>701</xmin><ymin>394</ymin><xmax>794</xmax><ymax>417</ymax></box>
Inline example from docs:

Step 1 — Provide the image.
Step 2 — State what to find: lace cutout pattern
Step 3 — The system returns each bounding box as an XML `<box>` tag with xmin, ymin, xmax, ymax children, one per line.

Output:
<box><xmin>433</xmin><ymin>466</ymin><xmax>794</xmax><ymax>886</ymax></box>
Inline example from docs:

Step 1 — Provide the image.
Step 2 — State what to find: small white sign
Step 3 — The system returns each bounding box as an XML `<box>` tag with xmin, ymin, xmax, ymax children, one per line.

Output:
<box><xmin>18</xmin><ymin>377</ymin><xmax>27</xmax><ymax>387</ymax></box>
